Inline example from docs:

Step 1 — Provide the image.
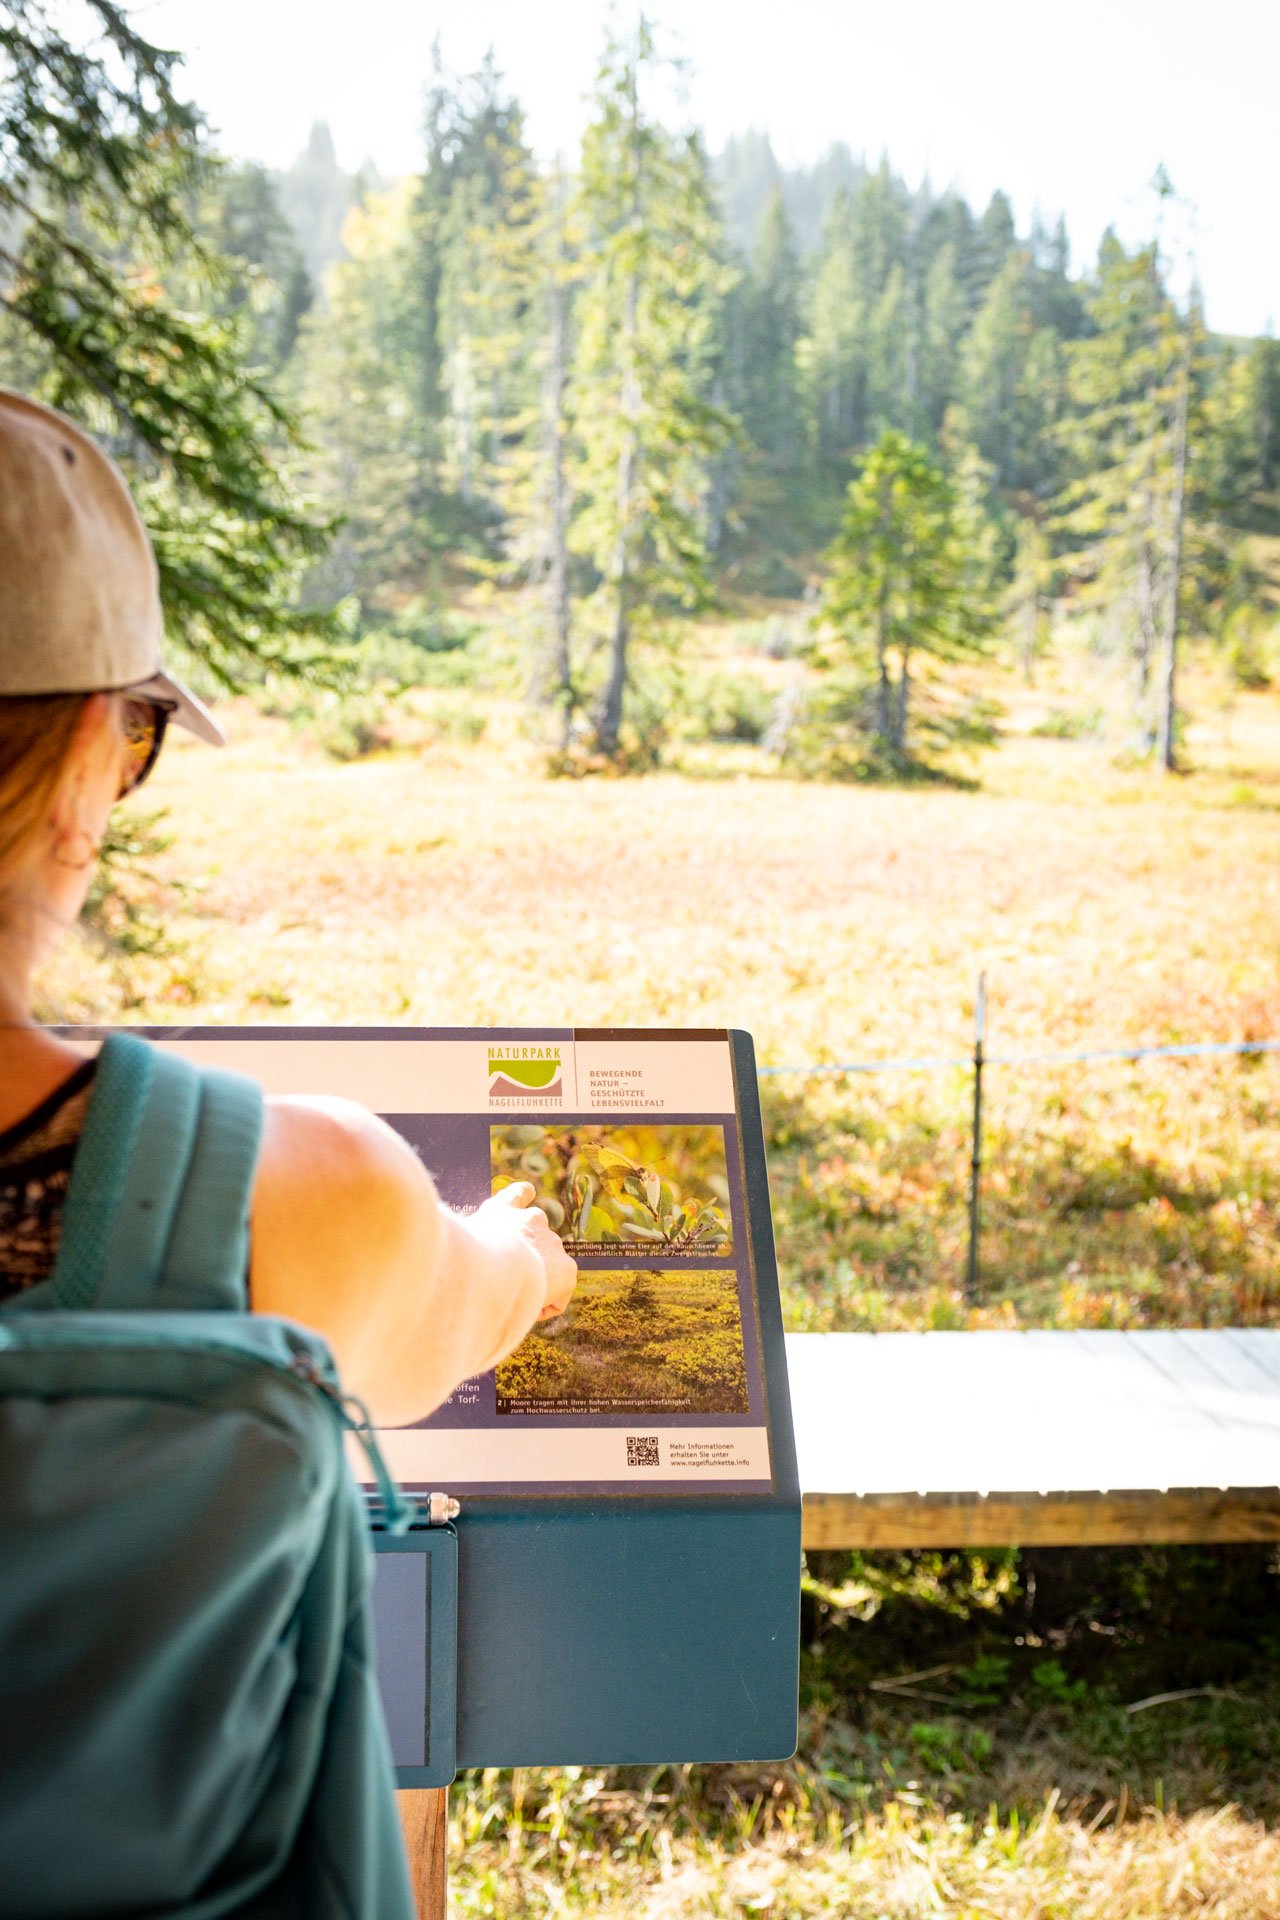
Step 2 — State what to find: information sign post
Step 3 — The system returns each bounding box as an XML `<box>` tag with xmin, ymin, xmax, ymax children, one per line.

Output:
<box><xmin>130</xmin><ymin>1026</ymin><xmax>801</xmax><ymax>1914</ymax></box>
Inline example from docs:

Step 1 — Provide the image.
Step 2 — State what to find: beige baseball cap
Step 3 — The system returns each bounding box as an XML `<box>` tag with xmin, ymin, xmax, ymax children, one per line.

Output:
<box><xmin>0</xmin><ymin>387</ymin><xmax>223</xmax><ymax>744</ymax></box>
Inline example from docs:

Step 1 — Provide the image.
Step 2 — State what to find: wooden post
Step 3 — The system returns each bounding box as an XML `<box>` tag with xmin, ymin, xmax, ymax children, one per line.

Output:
<box><xmin>398</xmin><ymin>1788</ymin><xmax>448</xmax><ymax>1920</ymax></box>
<box><xmin>965</xmin><ymin>972</ymin><xmax>987</xmax><ymax>1304</ymax></box>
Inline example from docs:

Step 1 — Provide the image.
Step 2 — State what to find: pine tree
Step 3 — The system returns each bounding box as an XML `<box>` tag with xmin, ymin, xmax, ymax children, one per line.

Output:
<box><xmin>435</xmin><ymin>84</ymin><xmax>533</xmax><ymax>510</ymax></box>
<box><xmin>918</xmin><ymin>243</ymin><xmax>967</xmax><ymax>437</ymax></box>
<box><xmin>276</xmin><ymin>122</ymin><xmax>361</xmax><ymax>287</ymax></box>
<box><xmin>817</xmin><ymin>430</ymin><xmax>988</xmax><ymax>763</ymax></box>
<box><xmin>738</xmin><ymin>186</ymin><xmax>802</xmax><ymax>469</ymax></box>
<box><xmin>407</xmin><ymin>47</ymin><xmax>531</xmax><ymax>517</ymax></box>
<box><xmin>195</xmin><ymin>161</ymin><xmax>313</xmax><ymax>370</ymax></box>
<box><xmin>1208</xmin><ymin>333</ymin><xmax>1280</xmax><ymax>511</ymax></box>
<box><xmin>1058</xmin><ymin>232</ymin><xmax>1207</xmax><ymax>763</ymax></box>
<box><xmin>468</xmin><ymin>157</ymin><xmax>581</xmax><ymax>732</ymax></box>
<box><xmin>295</xmin><ymin>178</ymin><xmax>435</xmax><ymax>611</ymax></box>
<box><xmin>715</xmin><ymin>129</ymin><xmax>784</xmax><ymax>256</ymax></box>
<box><xmin>799</xmin><ymin>162</ymin><xmax>914</xmax><ymax>459</ymax></box>
<box><xmin>1007</xmin><ymin>514</ymin><xmax>1052</xmax><ymax>682</ymax></box>
<box><xmin>569</xmin><ymin>21</ymin><xmax>734</xmax><ymax>760</ymax></box>
<box><xmin>1027</xmin><ymin>211</ymin><xmax>1086</xmax><ymax>339</ymax></box>
<box><xmin>966</xmin><ymin>190</ymin><xmax>1016</xmax><ymax>309</ymax></box>
<box><xmin>1249</xmin><ymin>336</ymin><xmax>1280</xmax><ymax>495</ymax></box>
<box><xmin>865</xmin><ymin>261</ymin><xmax>909</xmax><ymax>439</ymax></box>
<box><xmin>802</xmin><ymin>188</ymin><xmax>861</xmax><ymax>458</ymax></box>
<box><xmin>956</xmin><ymin>254</ymin><xmax>1027</xmax><ymax>485</ymax></box>
<box><xmin>1015</xmin><ymin>325</ymin><xmax>1070</xmax><ymax>498</ymax></box>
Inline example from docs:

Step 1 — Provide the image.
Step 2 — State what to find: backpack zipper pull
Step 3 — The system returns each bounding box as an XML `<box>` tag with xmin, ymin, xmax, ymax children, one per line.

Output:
<box><xmin>290</xmin><ymin>1353</ymin><xmax>424</xmax><ymax>1536</ymax></box>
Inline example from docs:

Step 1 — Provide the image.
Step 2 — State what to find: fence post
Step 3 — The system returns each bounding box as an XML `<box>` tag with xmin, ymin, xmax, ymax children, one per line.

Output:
<box><xmin>965</xmin><ymin>973</ymin><xmax>987</xmax><ymax>1304</ymax></box>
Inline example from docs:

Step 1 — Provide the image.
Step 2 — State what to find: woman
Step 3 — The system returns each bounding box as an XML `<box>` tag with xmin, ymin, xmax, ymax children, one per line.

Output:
<box><xmin>0</xmin><ymin>385</ymin><xmax>576</xmax><ymax>1418</ymax></box>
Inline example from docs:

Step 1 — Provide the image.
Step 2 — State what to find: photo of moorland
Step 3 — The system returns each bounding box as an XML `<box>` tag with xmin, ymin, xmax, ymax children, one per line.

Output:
<box><xmin>491</xmin><ymin>1124</ymin><xmax>734</xmax><ymax>1256</ymax></box>
<box><xmin>494</xmin><ymin>1269</ymin><xmax>749</xmax><ymax>1415</ymax></box>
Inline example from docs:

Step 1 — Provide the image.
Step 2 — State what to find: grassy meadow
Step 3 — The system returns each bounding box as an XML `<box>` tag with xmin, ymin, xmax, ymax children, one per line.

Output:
<box><xmin>36</xmin><ymin>627</ymin><xmax>1280</xmax><ymax>1915</ymax></box>
<box><xmin>49</xmin><ymin>635</ymin><xmax>1280</xmax><ymax>1338</ymax></box>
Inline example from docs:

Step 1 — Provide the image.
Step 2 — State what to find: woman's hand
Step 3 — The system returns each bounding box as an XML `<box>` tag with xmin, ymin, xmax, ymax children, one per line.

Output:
<box><xmin>251</xmin><ymin>1098</ymin><xmax>574</xmax><ymax>1425</ymax></box>
<box><xmin>474</xmin><ymin>1181</ymin><xmax>578</xmax><ymax>1319</ymax></box>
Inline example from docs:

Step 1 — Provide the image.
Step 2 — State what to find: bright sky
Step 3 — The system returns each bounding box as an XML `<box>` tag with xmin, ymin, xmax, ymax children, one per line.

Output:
<box><xmin>134</xmin><ymin>0</ymin><xmax>1277</xmax><ymax>337</ymax></box>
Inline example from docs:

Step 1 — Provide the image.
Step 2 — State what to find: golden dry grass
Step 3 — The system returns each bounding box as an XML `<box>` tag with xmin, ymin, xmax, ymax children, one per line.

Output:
<box><xmin>47</xmin><ymin>684</ymin><xmax>1280</xmax><ymax>1061</ymax></box>
<box><xmin>450</xmin><ymin>1777</ymin><xmax>1280</xmax><ymax>1918</ymax></box>
<box><xmin>40</xmin><ymin>666</ymin><xmax>1280</xmax><ymax>1330</ymax></box>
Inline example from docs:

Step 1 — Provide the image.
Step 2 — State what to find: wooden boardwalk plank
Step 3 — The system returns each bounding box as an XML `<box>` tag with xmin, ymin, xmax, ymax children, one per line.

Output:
<box><xmin>1220</xmin><ymin>1328</ymin><xmax>1280</xmax><ymax>1388</ymax></box>
<box><xmin>800</xmin><ymin>1487</ymin><xmax>1280</xmax><ymax>1549</ymax></box>
<box><xmin>1177</xmin><ymin>1329</ymin><xmax>1279</xmax><ymax>1395</ymax></box>
<box><xmin>785</xmin><ymin>1330</ymin><xmax>1280</xmax><ymax>1549</ymax></box>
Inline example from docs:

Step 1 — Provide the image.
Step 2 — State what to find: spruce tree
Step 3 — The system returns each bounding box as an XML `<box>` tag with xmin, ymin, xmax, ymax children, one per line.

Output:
<box><xmin>817</xmin><ymin>429</ymin><xmax>988</xmax><ymax>764</ymax></box>
<box><xmin>277</xmin><ymin>122</ymin><xmax>360</xmax><ymax>287</ymax></box>
<box><xmin>468</xmin><ymin>156</ymin><xmax>581</xmax><ymax>732</ymax></box>
<box><xmin>296</xmin><ymin>179</ymin><xmax>436</xmax><ymax>611</ymax></box>
<box><xmin>956</xmin><ymin>254</ymin><xmax>1027</xmax><ymax>485</ymax></box>
<box><xmin>918</xmin><ymin>243</ymin><xmax>967</xmax><ymax>438</ymax></box>
<box><xmin>569</xmin><ymin>20</ymin><xmax>734</xmax><ymax>760</ymax></box>
<box><xmin>1057</xmin><ymin>233</ymin><xmax>1206</xmax><ymax>763</ymax></box>
<box><xmin>407</xmin><ymin>47</ymin><xmax>531</xmax><ymax>516</ymax></box>
<box><xmin>1007</xmin><ymin>513</ymin><xmax>1052</xmax><ymax>682</ymax></box>
<box><xmin>802</xmin><ymin>189</ymin><xmax>861</xmax><ymax>457</ymax></box>
<box><xmin>738</xmin><ymin>186</ymin><xmax>802</xmax><ymax>470</ymax></box>
<box><xmin>195</xmin><ymin>161</ymin><xmax>313</xmax><ymax>370</ymax></box>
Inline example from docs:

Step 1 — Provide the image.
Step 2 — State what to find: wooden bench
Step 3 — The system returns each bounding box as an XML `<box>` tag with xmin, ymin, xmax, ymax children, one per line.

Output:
<box><xmin>788</xmin><ymin>1328</ymin><xmax>1280</xmax><ymax>1548</ymax></box>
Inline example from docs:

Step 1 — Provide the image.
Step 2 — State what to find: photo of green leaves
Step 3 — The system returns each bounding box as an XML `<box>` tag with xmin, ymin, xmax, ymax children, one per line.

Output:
<box><xmin>491</xmin><ymin>1124</ymin><xmax>734</xmax><ymax>1256</ymax></box>
<box><xmin>494</xmin><ymin>1268</ymin><xmax>749</xmax><ymax>1415</ymax></box>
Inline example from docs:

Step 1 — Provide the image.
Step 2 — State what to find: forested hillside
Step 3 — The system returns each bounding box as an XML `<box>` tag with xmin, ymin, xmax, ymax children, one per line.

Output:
<box><xmin>4</xmin><ymin>14</ymin><xmax>1278</xmax><ymax>774</ymax></box>
<box><xmin>261</xmin><ymin>42</ymin><xmax>1280</xmax><ymax>771</ymax></box>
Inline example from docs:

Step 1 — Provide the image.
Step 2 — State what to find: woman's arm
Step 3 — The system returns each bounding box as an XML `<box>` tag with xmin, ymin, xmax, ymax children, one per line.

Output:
<box><xmin>248</xmin><ymin>1095</ymin><xmax>576</xmax><ymax>1425</ymax></box>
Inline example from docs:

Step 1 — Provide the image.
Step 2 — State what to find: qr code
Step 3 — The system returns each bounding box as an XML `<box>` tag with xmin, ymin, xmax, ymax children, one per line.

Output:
<box><xmin>626</xmin><ymin>1435</ymin><xmax>661</xmax><ymax>1468</ymax></box>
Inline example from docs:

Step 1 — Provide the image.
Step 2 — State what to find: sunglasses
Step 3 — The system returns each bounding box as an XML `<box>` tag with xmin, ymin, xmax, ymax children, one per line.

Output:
<box><xmin>117</xmin><ymin>697</ymin><xmax>172</xmax><ymax>801</ymax></box>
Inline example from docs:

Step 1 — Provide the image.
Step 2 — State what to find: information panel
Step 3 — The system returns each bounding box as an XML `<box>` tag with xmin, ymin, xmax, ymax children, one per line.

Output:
<box><xmin>84</xmin><ymin>1024</ymin><xmax>801</xmax><ymax>1772</ymax></box>
<box><xmin>134</xmin><ymin>1027</ymin><xmax>775</xmax><ymax>1498</ymax></box>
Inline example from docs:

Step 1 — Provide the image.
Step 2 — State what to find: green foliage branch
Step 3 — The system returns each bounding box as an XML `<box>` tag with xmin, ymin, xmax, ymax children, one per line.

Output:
<box><xmin>0</xmin><ymin>0</ymin><xmax>339</xmax><ymax>689</ymax></box>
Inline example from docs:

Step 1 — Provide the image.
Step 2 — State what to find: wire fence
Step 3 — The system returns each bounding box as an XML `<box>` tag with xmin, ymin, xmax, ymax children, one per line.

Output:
<box><xmin>758</xmin><ymin>1038</ymin><xmax>1280</xmax><ymax>1078</ymax></box>
<box><xmin>755</xmin><ymin>981</ymin><xmax>1279</xmax><ymax>1302</ymax></box>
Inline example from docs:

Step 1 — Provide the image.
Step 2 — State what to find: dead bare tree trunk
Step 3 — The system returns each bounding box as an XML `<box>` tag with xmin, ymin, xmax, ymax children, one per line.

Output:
<box><xmin>1134</xmin><ymin>527</ymin><xmax>1158</xmax><ymax>752</ymax></box>
<box><xmin>875</xmin><ymin>479</ymin><xmax>893</xmax><ymax>749</ymax></box>
<box><xmin>1157</xmin><ymin>335</ymin><xmax>1191</xmax><ymax>773</ymax></box>
<box><xmin>595</xmin><ymin>267</ymin><xmax>639</xmax><ymax>759</ymax></box>
<box><xmin>594</xmin><ymin>53</ymin><xmax>642</xmax><ymax>763</ymax></box>
<box><xmin>449</xmin><ymin>338</ymin><xmax>476</xmax><ymax>507</ymax></box>
<box><xmin>875</xmin><ymin>614</ymin><xmax>892</xmax><ymax>747</ymax></box>
<box><xmin>895</xmin><ymin>643</ymin><xmax>911</xmax><ymax>757</ymax></box>
<box><xmin>1020</xmin><ymin>592</ymin><xmax>1038</xmax><ymax>685</ymax></box>
<box><xmin>543</xmin><ymin>190</ymin><xmax>574</xmax><ymax>745</ymax></box>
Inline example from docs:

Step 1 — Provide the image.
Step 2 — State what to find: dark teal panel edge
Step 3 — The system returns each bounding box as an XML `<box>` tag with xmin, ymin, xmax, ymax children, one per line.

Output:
<box><xmin>730</xmin><ymin>1027</ymin><xmax>801</xmax><ymax>1505</ymax></box>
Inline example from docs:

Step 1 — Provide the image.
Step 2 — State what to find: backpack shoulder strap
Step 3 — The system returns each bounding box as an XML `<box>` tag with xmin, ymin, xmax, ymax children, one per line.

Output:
<box><xmin>45</xmin><ymin>1032</ymin><xmax>265</xmax><ymax>1313</ymax></box>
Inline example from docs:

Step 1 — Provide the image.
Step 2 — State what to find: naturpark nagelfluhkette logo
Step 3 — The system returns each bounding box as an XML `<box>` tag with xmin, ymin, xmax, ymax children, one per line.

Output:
<box><xmin>488</xmin><ymin>1046</ymin><xmax>563</xmax><ymax>1103</ymax></box>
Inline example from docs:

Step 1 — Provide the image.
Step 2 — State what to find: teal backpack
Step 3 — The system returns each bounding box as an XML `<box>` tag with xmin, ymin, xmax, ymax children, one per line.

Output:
<box><xmin>0</xmin><ymin>1032</ymin><xmax>418</xmax><ymax>1919</ymax></box>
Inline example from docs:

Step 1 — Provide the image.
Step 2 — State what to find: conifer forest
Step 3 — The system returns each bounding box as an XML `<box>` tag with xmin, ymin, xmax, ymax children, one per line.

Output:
<box><xmin>3</xmin><ymin>8</ymin><xmax>1277</xmax><ymax>775</ymax></box>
